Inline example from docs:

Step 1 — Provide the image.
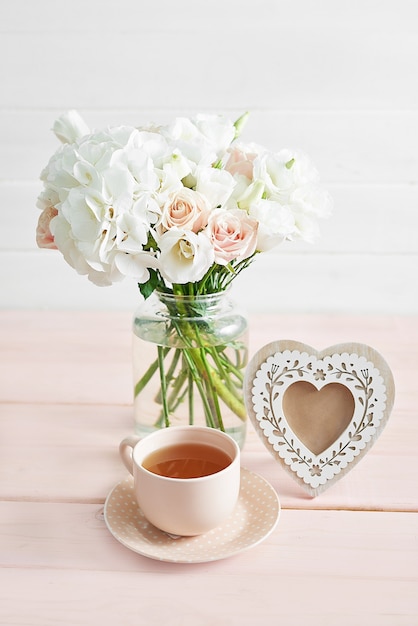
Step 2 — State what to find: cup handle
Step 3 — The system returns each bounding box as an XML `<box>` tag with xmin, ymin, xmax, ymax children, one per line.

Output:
<box><xmin>119</xmin><ymin>435</ymin><xmax>141</xmax><ymax>475</ymax></box>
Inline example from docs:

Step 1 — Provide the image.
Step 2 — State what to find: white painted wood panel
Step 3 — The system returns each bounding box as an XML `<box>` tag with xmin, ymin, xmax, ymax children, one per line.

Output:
<box><xmin>1</xmin><ymin>0</ymin><xmax>417</xmax><ymax>312</ymax></box>
<box><xmin>4</xmin><ymin>0</ymin><xmax>417</xmax><ymax>33</ymax></box>
<box><xmin>2</xmin><ymin>3</ymin><xmax>417</xmax><ymax>110</ymax></box>
<box><xmin>1</xmin><ymin>250</ymin><xmax>417</xmax><ymax>312</ymax></box>
<box><xmin>1</xmin><ymin>563</ymin><xmax>416</xmax><ymax>626</ymax></box>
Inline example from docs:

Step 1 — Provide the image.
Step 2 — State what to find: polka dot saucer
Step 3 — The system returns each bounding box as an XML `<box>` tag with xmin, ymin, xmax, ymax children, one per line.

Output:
<box><xmin>104</xmin><ymin>467</ymin><xmax>280</xmax><ymax>563</ymax></box>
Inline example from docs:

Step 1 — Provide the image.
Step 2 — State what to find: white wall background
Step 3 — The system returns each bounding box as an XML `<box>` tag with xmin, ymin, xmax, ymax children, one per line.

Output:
<box><xmin>1</xmin><ymin>0</ymin><xmax>417</xmax><ymax>313</ymax></box>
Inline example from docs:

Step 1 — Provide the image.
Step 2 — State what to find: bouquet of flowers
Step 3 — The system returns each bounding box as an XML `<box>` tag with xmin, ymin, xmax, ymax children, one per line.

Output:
<box><xmin>36</xmin><ymin>110</ymin><xmax>332</xmax><ymax>439</ymax></box>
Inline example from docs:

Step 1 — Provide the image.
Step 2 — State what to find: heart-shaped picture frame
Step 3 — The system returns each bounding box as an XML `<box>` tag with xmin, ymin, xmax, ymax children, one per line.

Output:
<box><xmin>244</xmin><ymin>340</ymin><xmax>395</xmax><ymax>496</ymax></box>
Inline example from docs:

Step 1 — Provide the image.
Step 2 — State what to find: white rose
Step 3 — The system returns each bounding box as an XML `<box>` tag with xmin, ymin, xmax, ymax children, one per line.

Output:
<box><xmin>249</xmin><ymin>199</ymin><xmax>296</xmax><ymax>252</ymax></box>
<box><xmin>162</xmin><ymin>117</ymin><xmax>213</xmax><ymax>167</ymax></box>
<box><xmin>161</xmin><ymin>150</ymin><xmax>193</xmax><ymax>183</ymax></box>
<box><xmin>253</xmin><ymin>149</ymin><xmax>319</xmax><ymax>200</ymax></box>
<box><xmin>53</xmin><ymin>110</ymin><xmax>90</xmax><ymax>144</ymax></box>
<box><xmin>195</xmin><ymin>167</ymin><xmax>236</xmax><ymax>209</ymax></box>
<box><xmin>162</xmin><ymin>114</ymin><xmax>235</xmax><ymax>168</ymax></box>
<box><xmin>193</xmin><ymin>114</ymin><xmax>236</xmax><ymax>157</ymax></box>
<box><xmin>158</xmin><ymin>230</ymin><xmax>215</xmax><ymax>284</ymax></box>
<box><xmin>114</xmin><ymin>251</ymin><xmax>159</xmax><ymax>282</ymax></box>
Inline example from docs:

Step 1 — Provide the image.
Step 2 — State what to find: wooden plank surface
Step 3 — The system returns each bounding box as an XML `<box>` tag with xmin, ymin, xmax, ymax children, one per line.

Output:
<box><xmin>1</xmin><ymin>311</ymin><xmax>417</xmax><ymax>625</ymax></box>
<box><xmin>0</xmin><ymin>507</ymin><xmax>417</xmax><ymax>625</ymax></box>
<box><xmin>0</xmin><ymin>402</ymin><xmax>416</xmax><ymax>511</ymax></box>
<box><xmin>1</xmin><ymin>567</ymin><xmax>416</xmax><ymax>626</ymax></box>
<box><xmin>1</xmin><ymin>311</ymin><xmax>415</xmax><ymax>401</ymax></box>
<box><xmin>0</xmin><ymin>312</ymin><xmax>417</xmax><ymax>511</ymax></box>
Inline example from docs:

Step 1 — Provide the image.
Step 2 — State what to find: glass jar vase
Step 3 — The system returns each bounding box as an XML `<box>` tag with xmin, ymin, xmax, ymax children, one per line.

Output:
<box><xmin>132</xmin><ymin>290</ymin><xmax>248</xmax><ymax>448</ymax></box>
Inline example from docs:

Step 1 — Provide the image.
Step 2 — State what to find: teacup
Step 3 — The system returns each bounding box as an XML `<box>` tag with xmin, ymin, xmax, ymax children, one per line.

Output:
<box><xmin>119</xmin><ymin>426</ymin><xmax>241</xmax><ymax>536</ymax></box>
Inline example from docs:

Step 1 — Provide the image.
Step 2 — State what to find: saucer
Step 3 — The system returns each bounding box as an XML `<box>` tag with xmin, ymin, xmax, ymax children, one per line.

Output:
<box><xmin>104</xmin><ymin>467</ymin><xmax>280</xmax><ymax>563</ymax></box>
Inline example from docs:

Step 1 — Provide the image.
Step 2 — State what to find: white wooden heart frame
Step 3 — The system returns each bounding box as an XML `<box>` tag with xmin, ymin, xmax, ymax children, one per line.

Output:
<box><xmin>244</xmin><ymin>340</ymin><xmax>395</xmax><ymax>497</ymax></box>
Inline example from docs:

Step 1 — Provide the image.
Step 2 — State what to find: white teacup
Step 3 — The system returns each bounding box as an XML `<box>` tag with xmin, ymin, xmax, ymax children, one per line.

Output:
<box><xmin>119</xmin><ymin>426</ymin><xmax>241</xmax><ymax>536</ymax></box>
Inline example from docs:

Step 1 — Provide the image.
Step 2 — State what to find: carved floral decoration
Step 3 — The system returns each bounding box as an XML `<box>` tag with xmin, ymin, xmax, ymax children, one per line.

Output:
<box><xmin>245</xmin><ymin>341</ymin><xmax>395</xmax><ymax>496</ymax></box>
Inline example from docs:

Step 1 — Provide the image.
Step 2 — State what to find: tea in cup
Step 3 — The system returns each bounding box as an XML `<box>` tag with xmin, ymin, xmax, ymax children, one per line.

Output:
<box><xmin>119</xmin><ymin>426</ymin><xmax>240</xmax><ymax>536</ymax></box>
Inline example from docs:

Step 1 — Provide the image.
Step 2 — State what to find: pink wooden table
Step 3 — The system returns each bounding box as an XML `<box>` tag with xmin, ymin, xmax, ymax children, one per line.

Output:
<box><xmin>1</xmin><ymin>311</ymin><xmax>417</xmax><ymax>625</ymax></box>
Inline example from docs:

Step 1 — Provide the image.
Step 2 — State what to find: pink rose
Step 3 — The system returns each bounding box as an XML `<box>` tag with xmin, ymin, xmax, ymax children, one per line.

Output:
<box><xmin>160</xmin><ymin>189</ymin><xmax>210</xmax><ymax>234</ymax></box>
<box><xmin>207</xmin><ymin>208</ymin><xmax>258</xmax><ymax>265</ymax></box>
<box><xmin>225</xmin><ymin>145</ymin><xmax>258</xmax><ymax>179</ymax></box>
<box><xmin>36</xmin><ymin>206</ymin><xmax>58</xmax><ymax>249</ymax></box>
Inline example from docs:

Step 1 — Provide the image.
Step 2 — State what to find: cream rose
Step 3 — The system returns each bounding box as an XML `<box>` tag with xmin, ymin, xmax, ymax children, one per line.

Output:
<box><xmin>207</xmin><ymin>208</ymin><xmax>258</xmax><ymax>265</ymax></box>
<box><xmin>225</xmin><ymin>143</ymin><xmax>259</xmax><ymax>179</ymax></box>
<box><xmin>160</xmin><ymin>189</ymin><xmax>210</xmax><ymax>234</ymax></box>
<box><xmin>36</xmin><ymin>206</ymin><xmax>58</xmax><ymax>249</ymax></box>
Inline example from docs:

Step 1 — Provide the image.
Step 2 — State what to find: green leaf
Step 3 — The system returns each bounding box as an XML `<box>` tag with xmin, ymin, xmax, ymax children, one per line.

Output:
<box><xmin>138</xmin><ymin>269</ymin><xmax>160</xmax><ymax>300</ymax></box>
